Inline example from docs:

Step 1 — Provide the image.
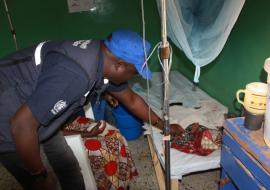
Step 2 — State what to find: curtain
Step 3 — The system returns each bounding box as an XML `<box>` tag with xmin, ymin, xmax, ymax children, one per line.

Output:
<box><xmin>156</xmin><ymin>0</ymin><xmax>245</xmax><ymax>82</ymax></box>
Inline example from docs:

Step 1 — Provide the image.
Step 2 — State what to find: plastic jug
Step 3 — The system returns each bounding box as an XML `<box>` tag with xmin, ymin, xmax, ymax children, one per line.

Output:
<box><xmin>264</xmin><ymin>58</ymin><xmax>270</xmax><ymax>147</ymax></box>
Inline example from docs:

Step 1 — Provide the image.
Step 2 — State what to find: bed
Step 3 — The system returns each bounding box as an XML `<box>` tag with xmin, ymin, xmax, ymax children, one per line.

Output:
<box><xmin>129</xmin><ymin>71</ymin><xmax>228</xmax><ymax>189</ymax></box>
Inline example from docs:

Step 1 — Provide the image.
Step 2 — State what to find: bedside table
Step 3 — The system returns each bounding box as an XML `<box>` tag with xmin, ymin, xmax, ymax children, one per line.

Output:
<box><xmin>220</xmin><ymin>117</ymin><xmax>270</xmax><ymax>190</ymax></box>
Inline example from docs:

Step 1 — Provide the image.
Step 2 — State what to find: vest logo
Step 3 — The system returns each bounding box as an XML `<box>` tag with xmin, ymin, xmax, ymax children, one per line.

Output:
<box><xmin>51</xmin><ymin>100</ymin><xmax>67</xmax><ymax>115</ymax></box>
<box><xmin>72</xmin><ymin>40</ymin><xmax>92</xmax><ymax>49</ymax></box>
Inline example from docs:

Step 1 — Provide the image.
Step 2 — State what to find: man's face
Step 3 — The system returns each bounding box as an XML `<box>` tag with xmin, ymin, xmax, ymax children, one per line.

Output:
<box><xmin>102</xmin><ymin>43</ymin><xmax>138</xmax><ymax>84</ymax></box>
<box><xmin>108</xmin><ymin>61</ymin><xmax>137</xmax><ymax>84</ymax></box>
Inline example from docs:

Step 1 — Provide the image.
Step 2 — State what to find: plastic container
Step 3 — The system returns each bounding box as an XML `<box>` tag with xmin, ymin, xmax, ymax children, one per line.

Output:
<box><xmin>91</xmin><ymin>99</ymin><xmax>107</xmax><ymax>121</ymax></box>
<box><xmin>112</xmin><ymin>105</ymin><xmax>143</xmax><ymax>140</ymax></box>
<box><xmin>264</xmin><ymin>58</ymin><xmax>270</xmax><ymax>147</ymax></box>
<box><xmin>243</xmin><ymin>108</ymin><xmax>264</xmax><ymax>130</ymax></box>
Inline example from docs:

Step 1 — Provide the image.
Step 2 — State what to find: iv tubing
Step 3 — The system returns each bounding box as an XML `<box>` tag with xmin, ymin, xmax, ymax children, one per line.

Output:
<box><xmin>3</xmin><ymin>0</ymin><xmax>18</xmax><ymax>50</ymax></box>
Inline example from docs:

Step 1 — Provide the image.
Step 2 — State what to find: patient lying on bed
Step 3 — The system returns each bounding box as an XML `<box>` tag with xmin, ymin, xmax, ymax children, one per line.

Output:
<box><xmin>171</xmin><ymin>122</ymin><xmax>222</xmax><ymax>156</ymax></box>
<box><xmin>63</xmin><ymin>116</ymin><xmax>138</xmax><ymax>190</ymax></box>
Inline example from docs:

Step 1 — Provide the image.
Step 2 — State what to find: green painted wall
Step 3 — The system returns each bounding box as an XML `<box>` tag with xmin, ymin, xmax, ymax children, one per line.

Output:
<box><xmin>173</xmin><ymin>0</ymin><xmax>270</xmax><ymax>114</ymax></box>
<box><xmin>0</xmin><ymin>0</ymin><xmax>162</xmax><ymax>71</ymax></box>
<box><xmin>1</xmin><ymin>0</ymin><xmax>270</xmax><ymax>114</ymax></box>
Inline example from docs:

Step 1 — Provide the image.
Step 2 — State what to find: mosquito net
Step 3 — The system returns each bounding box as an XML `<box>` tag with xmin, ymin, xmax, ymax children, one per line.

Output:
<box><xmin>156</xmin><ymin>0</ymin><xmax>245</xmax><ymax>82</ymax></box>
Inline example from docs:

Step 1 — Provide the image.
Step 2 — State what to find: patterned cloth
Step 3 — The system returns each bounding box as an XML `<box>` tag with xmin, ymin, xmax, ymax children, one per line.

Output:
<box><xmin>171</xmin><ymin>123</ymin><xmax>222</xmax><ymax>156</ymax></box>
<box><xmin>64</xmin><ymin>116</ymin><xmax>138</xmax><ymax>190</ymax></box>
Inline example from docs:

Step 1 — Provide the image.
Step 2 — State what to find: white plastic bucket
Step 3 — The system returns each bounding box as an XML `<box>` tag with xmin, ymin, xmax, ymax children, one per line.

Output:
<box><xmin>263</xmin><ymin>58</ymin><xmax>270</xmax><ymax>147</ymax></box>
<box><xmin>264</xmin><ymin>83</ymin><xmax>270</xmax><ymax>147</ymax></box>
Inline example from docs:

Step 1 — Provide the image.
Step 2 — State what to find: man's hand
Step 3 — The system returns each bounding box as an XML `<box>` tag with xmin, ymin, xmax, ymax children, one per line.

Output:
<box><xmin>32</xmin><ymin>172</ymin><xmax>57</xmax><ymax>190</ymax></box>
<box><xmin>105</xmin><ymin>93</ymin><xmax>119</xmax><ymax>107</ymax></box>
<box><xmin>153</xmin><ymin>118</ymin><xmax>184</xmax><ymax>136</ymax></box>
<box><xmin>169</xmin><ymin>124</ymin><xmax>184</xmax><ymax>136</ymax></box>
<box><xmin>81</xmin><ymin>121</ymin><xmax>106</xmax><ymax>138</ymax></box>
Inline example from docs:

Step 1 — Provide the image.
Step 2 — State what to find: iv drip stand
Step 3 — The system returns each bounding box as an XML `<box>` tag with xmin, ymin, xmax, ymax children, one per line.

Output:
<box><xmin>160</xmin><ymin>0</ymin><xmax>171</xmax><ymax>189</ymax></box>
<box><xmin>3</xmin><ymin>0</ymin><xmax>18</xmax><ymax>50</ymax></box>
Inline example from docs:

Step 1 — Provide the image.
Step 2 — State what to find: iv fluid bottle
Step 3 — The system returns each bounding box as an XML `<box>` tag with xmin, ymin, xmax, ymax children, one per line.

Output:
<box><xmin>264</xmin><ymin>58</ymin><xmax>270</xmax><ymax>147</ymax></box>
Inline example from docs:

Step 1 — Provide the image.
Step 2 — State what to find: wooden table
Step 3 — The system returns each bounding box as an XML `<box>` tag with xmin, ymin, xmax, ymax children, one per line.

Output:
<box><xmin>220</xmin><ymin>117</ymin><xmax>270</xmax><ymax>190</ymax></box>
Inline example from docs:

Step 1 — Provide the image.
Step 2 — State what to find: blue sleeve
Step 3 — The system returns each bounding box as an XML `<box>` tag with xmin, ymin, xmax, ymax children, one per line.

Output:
<box><xmin>27</xmin><ymin>53</ymin><xmax>89</xmax><ymax>125</ymax></box>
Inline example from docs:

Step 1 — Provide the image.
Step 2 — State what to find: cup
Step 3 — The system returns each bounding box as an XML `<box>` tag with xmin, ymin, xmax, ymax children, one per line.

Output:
<box><xmin>236</xmin><ymin>82</ymin><xmax>268</xmax><ymax>115</ymax></box>
<box><xmin>243</xmin><ymin>108</ymin><xmax>264</xmax><ymax>130</ymax></box>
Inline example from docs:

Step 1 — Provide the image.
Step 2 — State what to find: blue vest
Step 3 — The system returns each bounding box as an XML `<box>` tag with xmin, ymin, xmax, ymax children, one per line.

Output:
<box><xmin>0</xmin><ymin>40</ymin><xmax>104</xmax><ymax>152</ymax></box>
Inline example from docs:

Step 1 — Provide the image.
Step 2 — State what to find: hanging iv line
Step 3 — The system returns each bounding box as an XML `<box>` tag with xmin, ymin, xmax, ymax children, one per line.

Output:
<box><xmin>3</xmin><ymin>0</ymin><xmax>18</xmax><ymax>50</ymax></box>
<box><xmin>141</xmin><ymin>0</ymin><xmax>172</xmax><ymax>189</ymax></box>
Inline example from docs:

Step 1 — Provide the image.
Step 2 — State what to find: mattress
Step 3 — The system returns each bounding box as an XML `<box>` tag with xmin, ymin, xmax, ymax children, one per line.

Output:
<box><xmin>130</xmin><ymin>71</ymin><xmax>228</xmax><ymax>179</ymax></box>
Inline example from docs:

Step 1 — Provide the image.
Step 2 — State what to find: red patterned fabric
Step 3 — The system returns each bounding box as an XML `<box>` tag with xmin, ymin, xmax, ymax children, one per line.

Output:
<box><xmin>171</xmin><ymin>123</ymin><xmax>222</xmax><ymax>156</ymax></box>
<box><xmin>65</xmin><ymin>116</ymin><xmax>138</xmax><ymax>190</ymax></box>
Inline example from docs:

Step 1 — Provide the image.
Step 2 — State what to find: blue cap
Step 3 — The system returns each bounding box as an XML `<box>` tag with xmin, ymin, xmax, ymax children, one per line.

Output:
<box><xmin>104</xmin><ymin>29</ymin><xmax>152</xmax><ymax>79</ymax></box>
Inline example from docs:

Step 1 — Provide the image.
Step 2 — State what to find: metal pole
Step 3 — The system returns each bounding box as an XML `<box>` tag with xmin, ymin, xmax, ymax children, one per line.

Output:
<box><xmin>160</xmin><ymin>0</ymin><xmax>171</xmax><ymax>189</ymax></box>
<box><xmin>3</xmin><ymin>0</ymin><xmax>18</xmax><ymax>50</ymax></box>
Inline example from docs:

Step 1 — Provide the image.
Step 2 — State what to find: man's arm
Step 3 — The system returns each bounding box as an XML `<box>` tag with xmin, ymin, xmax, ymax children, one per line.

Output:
<box><xmin>11</xmin><ymin>103</ymin><xmax>57</xmax><ymax>189</ymax></box>
<box><xmin>109</xmin><ymin>87</ymin><xmax>163</xmax><ymax>130</ymax></box>
<box><xmin>10</xmin><ymin>103</ymin><xmax>44</xmax><ymax>173</ymax></box>
<box><xmin>109</xmin><ymin>87</ymin><xmax>184</xmax><ymax>136</ymax></box>
<box><xmin>10</xmin><ymin>53</ymin><xmax>88</xmax><ymax>173</ymax></box>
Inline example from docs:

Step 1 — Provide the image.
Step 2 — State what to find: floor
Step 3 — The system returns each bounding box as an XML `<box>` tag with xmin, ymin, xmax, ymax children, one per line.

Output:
<box><xmin>128</xmin><ymin>135</ymin><xmax>220</xmax><ymax>190</ymax></box>
<box><xmin>0</xmin><ymin>135</ymin><xmax>220</xmax><ymax>190</ymax></box>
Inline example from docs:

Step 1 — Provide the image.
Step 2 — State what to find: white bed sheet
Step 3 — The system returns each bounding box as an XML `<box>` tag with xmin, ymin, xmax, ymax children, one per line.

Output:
<box><xmin>131</xmin><ymin>71</ymin><xmax>227</xmax><ymax>179</ymax></box>
<box><xmin>145</xmin><ymin>126</ymin><xmax>221</xmax><ymax>179</ymax></box>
